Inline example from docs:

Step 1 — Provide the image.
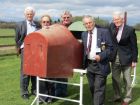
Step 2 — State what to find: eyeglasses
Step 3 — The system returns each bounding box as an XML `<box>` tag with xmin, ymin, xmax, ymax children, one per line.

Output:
<box><xmin>84</xmin><ymin>22</ymin><xmax>93</xmax><ymax>26</ymax></box>
<box><xmin>63</xmin><ymin>17</ymin><xmax>70</xmax><ymax>19</ymax></box>
<box><xmin>42</xmin><ymin>21</ymin><xmax>50</xmax><ymax>24</ymax></box>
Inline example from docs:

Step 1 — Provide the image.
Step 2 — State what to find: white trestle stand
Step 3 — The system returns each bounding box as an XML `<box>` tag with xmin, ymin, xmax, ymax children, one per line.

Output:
<box><xmin>31</xmin><ymin>69</ymin><xmax>87</xmax><ymax>105</ymax></box>
<box><xmin>131</xmin><ymin>66</ymin><xmax>137</xmax><ymax>87</ymax></box>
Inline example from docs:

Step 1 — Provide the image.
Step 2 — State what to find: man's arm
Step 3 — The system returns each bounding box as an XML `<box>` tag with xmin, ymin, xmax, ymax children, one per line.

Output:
<box><xmin>98</xmin><ymin>29</ymin><xmax>113</xmax><ymax>62</ymax></box>
<box><xmin>15</xmin><ymin>23</ymin><xmax>21</xmax><ymax>55</ymax></box>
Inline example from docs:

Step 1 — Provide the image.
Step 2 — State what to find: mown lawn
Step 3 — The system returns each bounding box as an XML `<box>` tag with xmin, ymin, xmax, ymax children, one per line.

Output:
<box><xmin>0</xmin><ymin>29</ymin><xmax>15</xmax><ymax>36</ymax></box>
<box><xmin>0</xmin><ymin>29</ymin><xmax>140</xmax><ymax>105</ymax></box>
<box><xmin>0</xmin><ymin>29</ymin><xmax>15</xmax><ymax>45</ymax></box>
<box><xmin>0</xmin><ymin>51</ymin><xmax>140</xmax><ymax>105</ymax></box>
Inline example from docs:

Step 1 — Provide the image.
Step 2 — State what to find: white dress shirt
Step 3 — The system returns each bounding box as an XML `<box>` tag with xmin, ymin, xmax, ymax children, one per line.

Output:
<box><xmin>116</xmin><ymin>24</ymin><xmax>124</xmax><ymax>42</ymax></box>
<box><xmin>87</xmin><ymin>27</ymin><xmax>97</xmax><ymax>60</ymax></box>
<box><xmin>20</xmin><ymin>20</ymin><xmax>36</xmax><ymax>49</ymax></box>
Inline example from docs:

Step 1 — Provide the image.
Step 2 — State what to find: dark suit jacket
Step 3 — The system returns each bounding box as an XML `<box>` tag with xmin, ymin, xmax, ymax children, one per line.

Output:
<box><xmin>15</xmin><ymin>20</ymin><xmax>40</xmax><ymax>48</ymax></box>
<box><xmin>81</xmin><ymin>27</ymin><xmax>113</xmax><ymax>76</ymax></box>
<box><xmin>109</xmin><ymin>23</ymin><xmax>138</xmax><ymax>65</ymax></box>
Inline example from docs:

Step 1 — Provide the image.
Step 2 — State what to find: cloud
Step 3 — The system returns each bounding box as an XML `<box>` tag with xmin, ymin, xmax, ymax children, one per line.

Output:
<box><xmin>0</xmin><ymin>0</ymin><xmax>140</xmax><ymax>25</ymax></box>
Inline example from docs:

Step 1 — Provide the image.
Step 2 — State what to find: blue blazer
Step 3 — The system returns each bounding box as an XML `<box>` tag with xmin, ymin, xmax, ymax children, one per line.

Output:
<box><xmin>109</xmin><ymin>23</ymin><xmax>138</xmax><ymax>65</ymax></box>
<box><xmin>81</xmin><ymin>27</ymin><xmax>113</xmax><ymax>76</ymax></box>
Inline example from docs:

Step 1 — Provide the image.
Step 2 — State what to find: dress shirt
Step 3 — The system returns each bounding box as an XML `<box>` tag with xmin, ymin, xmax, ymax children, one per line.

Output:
<box><xmin>116</xmin><ymin>24</ymin><xmax>124</xmax><ymax>42</ymax></box>
<box><xmin>20</xmin><ymin>20</ymin><xmax>37</xmax><ymax>49</ymax></box>
<box><xmin>87</xmin><ymin>27</ymin><xmax>97</xmax><ymax>60</ymax></box>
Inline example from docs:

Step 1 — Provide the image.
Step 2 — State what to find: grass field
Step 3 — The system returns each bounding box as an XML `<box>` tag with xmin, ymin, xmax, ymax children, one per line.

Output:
<box><xmin>0</xmin><ymin>29</ymin><xmax>140</xmax><ymax>105</ymax></box>
<box><xmin>0</xmin><ymin>29</ymin><xmax>15</xmax><ymax>36</ymax></box>
<box><xmin>0</xmin><ymin>29</ymin><xmax>15</xmax><ymax>45</ymax></box>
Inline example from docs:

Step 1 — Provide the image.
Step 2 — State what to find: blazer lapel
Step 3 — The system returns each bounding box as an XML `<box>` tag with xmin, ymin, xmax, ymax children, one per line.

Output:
<box><xmin>23</xmin><ymin>20</ymin><xmax>27</xmax><ymax>35</ymax></box>
<box><xmin>84</xmin><ymin>31</ymin><xmax>88</xmax><ymax>48</ymax></box>
<box><xmin>119</xmin><ymin>25</ymin><xmax>127</xmax><ymax>42</ymax></box>
<box><xmin>97</xmin><ymin>29</ymin><xmax>101</xmax><ymax>47</ymax></box>
<box><xmin>112</xmin><ymin>27</ymin><xmax>118</xmax><ymax>43</ymax></box>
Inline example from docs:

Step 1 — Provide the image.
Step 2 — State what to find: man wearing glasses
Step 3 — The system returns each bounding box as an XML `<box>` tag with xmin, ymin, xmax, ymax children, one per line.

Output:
<box><xmin>55</xmin><ymin>11</ymin><xmax>73</xmax><ymax>97</ymax></box>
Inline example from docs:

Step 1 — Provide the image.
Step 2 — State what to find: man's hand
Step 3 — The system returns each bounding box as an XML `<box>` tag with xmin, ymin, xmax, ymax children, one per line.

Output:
<box><xmin>16</xmin><ymin>47</ymin><xmax>21</xmax><ymax>56</ymax></box>
<box><xmin>131</xmin><ymin>62</ymin><xmax>136</xmax><ymax>68</ymax></box>
<box><xmin>95</xmin><ymin>55</ymin><xmax>101</xmax><ymax>62</ymax></box>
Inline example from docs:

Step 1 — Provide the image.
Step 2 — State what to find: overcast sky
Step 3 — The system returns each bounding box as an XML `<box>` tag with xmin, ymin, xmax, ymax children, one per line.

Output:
<box><xmin>0</xmin><ymin>0</ymin><xmax>140</xmax><ymax>25</ymax></box>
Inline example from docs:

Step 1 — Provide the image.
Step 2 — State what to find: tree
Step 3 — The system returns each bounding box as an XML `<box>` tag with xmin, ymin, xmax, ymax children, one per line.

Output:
<box><xmin>72</xmin><ymin>16</ymin><xmax>109</xmax><ymax>27</ymax></box>
<box><xmin>134</xmin><ymin>23</ymin><xmax>140</xmax><ymax>31</ymax></box>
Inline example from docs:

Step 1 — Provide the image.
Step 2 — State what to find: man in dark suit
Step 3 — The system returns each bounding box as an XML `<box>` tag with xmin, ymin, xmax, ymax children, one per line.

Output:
<box><xmin>109</xmin><ymin>11</ymin><xmax>138</xmax><ymax>105</ymax></box>
<box><xmin>15</xmin><ymin>6</ymin><xmax>40</xmax><ymax>99</ymax></box>
<box><xmin>81</xmin><ymin>15</ymin><xmax>113</xmax><ymax>105</ymax></box>
<box><xmin>55</xmin><ymin>11</ymin><xmax>73</xmax><ymax>97</ymax></box>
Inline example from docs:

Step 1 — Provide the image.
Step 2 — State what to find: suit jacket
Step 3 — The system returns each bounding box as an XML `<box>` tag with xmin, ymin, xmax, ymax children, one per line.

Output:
<box><xmin>109</xmin><ymin>23</ymin><xmax>138</xmax><ymax>65</ymax></box>
<box><xmin>15</xmin><ymin>20</ymin><xmax>40</xmax><ymax>48</ymax></box>
<box><xmin>81</xmin><ymin>27</ymin><xmax>113</xmax><ymax>76</ymax></box>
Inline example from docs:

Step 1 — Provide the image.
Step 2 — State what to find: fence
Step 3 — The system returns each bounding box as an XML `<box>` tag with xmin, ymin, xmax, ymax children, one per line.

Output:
<box><xmin>0</xmin><ymin>35</ymin><xmax>16</xmax><ymax>56</ymax></box>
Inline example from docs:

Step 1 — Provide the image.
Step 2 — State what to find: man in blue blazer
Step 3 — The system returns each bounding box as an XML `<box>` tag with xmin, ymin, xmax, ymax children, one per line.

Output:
<box><xmin>109</xmin><ymin>11</ymin><xmax>138</xmax><ymax>105</ymax></box>
<box><xmin>15</xmin><ymin>6</ymin><xmax>40</xmax><ymax>99</ymax></box>
<box><xmin>55</xmin><ymin>11</ymin><xmax>73</xmax><ymax>97</ymax></box>
<box><xmin>81</xmin><ymin>15</ymin><xmax>113</xmax><ymax>105</ymax></box>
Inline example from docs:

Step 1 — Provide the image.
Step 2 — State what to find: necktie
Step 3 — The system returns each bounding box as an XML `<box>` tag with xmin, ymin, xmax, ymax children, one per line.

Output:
<box><xmin>29</xmin><ymin>22</ymin><xmax>36</xmax><ymax>27</ymax></box>
<box><xmin>87</xmin><ymin>31</ymin><xmax>92</xmax><ymax>54</ymax></box>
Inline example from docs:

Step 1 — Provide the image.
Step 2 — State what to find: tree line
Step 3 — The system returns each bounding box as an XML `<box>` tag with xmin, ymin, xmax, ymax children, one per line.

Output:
<box><xmin>0</xmin><ymin>16</ymin><xmax>140</xmax><ymax>30</ymax></box>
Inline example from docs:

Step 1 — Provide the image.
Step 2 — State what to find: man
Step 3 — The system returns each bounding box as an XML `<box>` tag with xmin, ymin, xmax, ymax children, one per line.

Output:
<box><xmin>39</xmin><ymin>14</ymin><xmax>54</xmax><ymax>103</ymax></box>
<box><xmin>15</xmin><ymin>6</ymin><xmax>40</xmax><ymax>99</ymax></box>
<box><xmin>81</xmin><ymin>15</ymin><xmax>113</xmax><ymax>105</ymax></box>
<box><xmin>61</xmin><ymin>10</ymin><xmax>72</xmax><ymax>27</ymax></box>
<box><xmin>109</xmin><ymin>11</ymin><xmax>138</xmax><ymax>105</ymax></box>
<box><xmin>55</xmin><ymin>10</ymin><xmax>72</xmax><ymax>97</ymax></box>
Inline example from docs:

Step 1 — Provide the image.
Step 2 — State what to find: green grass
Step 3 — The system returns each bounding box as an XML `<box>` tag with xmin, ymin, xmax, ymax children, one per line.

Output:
<box><xmin>0</xmin><ymin>37</ymin><xmax>15</xmax><ymax>45</ymax></box>
<box><xmin>136</xmin><ymin>31</ymin><xmax>140</xmax><ymax>43</ymax></box>
<box><xmin>0</xmin><ymin>55</ymin><xmax>90</xmax><ymax>105</ymax></box>
<box><xmin>0</xmin><ymin>50</ymin><xmax>140</xmax><ymax>105</ymax></box>
<box><xmin>0</xmin><ymin>29</ymin><xmax>15</xmax><ymax>36</ymax></box>
<box><xmin>0</xmin><ymin>29</ymin><xmax>140</xmax><ymax>105</ymax></box>
<box><xmin>0</xmin><ymin>29</ymin><xmax>15</xmax><ymax>45</ymax></box>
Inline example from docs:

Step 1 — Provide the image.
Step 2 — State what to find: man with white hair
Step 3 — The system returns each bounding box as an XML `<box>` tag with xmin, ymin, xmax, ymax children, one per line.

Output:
<box><xmin>109</xmin><ymin>11</ymin><xmax>138</xmax><ymax>105</ymax></box>
<box><xmin>15</xmin><ymin>6</ymin><xmax>40</xmax><ymax>99</ymax></box>
<box><xmin>81</xmin><ymin>15</ymin><xmax>113</xmax><ymax>105</ymax></box>
<box><xmin>60</xmin><ymin>10</ymin><xmax>72</xmax><ymax>27</ymax></box>
<box><xmin>55</xmin><ymin>10</ymin><xmax>73</xmax><ymax>97</ymax></box>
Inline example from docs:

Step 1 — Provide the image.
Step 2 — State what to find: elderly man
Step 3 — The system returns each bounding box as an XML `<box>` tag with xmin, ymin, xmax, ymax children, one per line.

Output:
<box><xmin>15</xmin><ymin>6</ymin><xmax>40</xmax><ymax>99</ymax></box>
<box><xmin>109</xmin><ymin>11</ymin><xmax>138</xmax><ymax>105</ymax></box>
<box><xmin>60</xmin><ymin>10</ymin><xmax>72</xmax><ymax>27</ymax></box>
<box><xmin>81</xmin><ymin>15</ymin><xmax>113</xmax><ymax>105</ymax></box>
<box><xmin>55</xmin><ymin>10</ymin><xmax>73</xmax><ymax>97</ymax></box>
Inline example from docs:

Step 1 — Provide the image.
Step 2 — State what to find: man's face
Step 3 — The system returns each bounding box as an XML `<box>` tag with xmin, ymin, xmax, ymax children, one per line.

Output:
<box><xmin>41</xmin><ymin>16</ymin><xmax>51</xmax><ymax>28</ymax></box>
<box><xmin>61</xmin><ymin>14</ymin><xmax>72</xmax><ymax>26</ymax></box>
<box><xmin>113</xmin><ymin>16</ymin><xmax>124</xmax><ymax>27</ymax></box>
<box><xmin>83</xmin><ymin>17</ymin><xmax>95</xmax><ymax>32</ymax></box>
<box><xmin>25</xmin><ymin>10</ymin><xmax>34</xmax><ymax>21</ymax></box>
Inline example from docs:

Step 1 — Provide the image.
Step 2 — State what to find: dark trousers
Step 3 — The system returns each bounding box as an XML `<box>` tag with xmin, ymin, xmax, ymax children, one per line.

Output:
<box><xmin>87</xmin><ymin>62</ymin><xmax>107</xmax><ymax>105</ymax></box>
<box><xmin>39</xmin><ymin>78</ymin><xmax>55</xmax><ymax>100</ymax></box>
<box><xmin>55</xmin><ymin>78</ymin><xmax>68</xmax><ymax>97</ymax></box>
<box><xmin>20</xmin><ymin>49</ymin><xmax>36</xmax><ymax>96</ymax></box>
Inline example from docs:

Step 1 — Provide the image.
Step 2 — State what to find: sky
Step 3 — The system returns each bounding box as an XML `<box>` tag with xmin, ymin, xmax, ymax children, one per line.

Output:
<box><xmin>0</xmin><ymin>0</ymin><xmax>140</xmax><ymax>25</ymax></box>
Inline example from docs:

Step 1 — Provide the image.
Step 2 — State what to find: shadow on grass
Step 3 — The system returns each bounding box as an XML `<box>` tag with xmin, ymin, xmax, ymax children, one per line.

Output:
<box><xmin>45</xmin><ymin>78</ymin><xmax>140</xmax><ymax>105</ymax></box>
<box><xmin>131</xmin><ymin>86</ymin><xmax>140</xmax><ymax>104</ymax></box>
<box><xmin>56</xmin><ymin>81</ymin><xmax>117</xmax><ymax>105</ymax></box>
<box><xmin>55</xmin><ymin>83</ymin><xmax>91</xmax><ymax>105</ymax></box>
<box><xmin>59</xmin><ymin>82</ymin><xmax>140</xmax><ymax>105</ymax></box>
<box><xmin>105</xmin><ymin>82</ymin><xmax>140</xmax><ymax>105</ymax></box>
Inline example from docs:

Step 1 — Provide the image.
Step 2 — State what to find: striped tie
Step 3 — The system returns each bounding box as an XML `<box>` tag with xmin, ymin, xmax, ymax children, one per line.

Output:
<box><xmin>87</xmin><ymin>31</ymin><xmax>92</xmax><ymax>54</ymax></box>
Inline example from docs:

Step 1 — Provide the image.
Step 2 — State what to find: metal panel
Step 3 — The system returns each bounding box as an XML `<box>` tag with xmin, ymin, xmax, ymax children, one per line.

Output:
<box><xmin>23</xmin><ymin>24</ymin><xmax>83</xmax><ymax>78</ymax></box>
